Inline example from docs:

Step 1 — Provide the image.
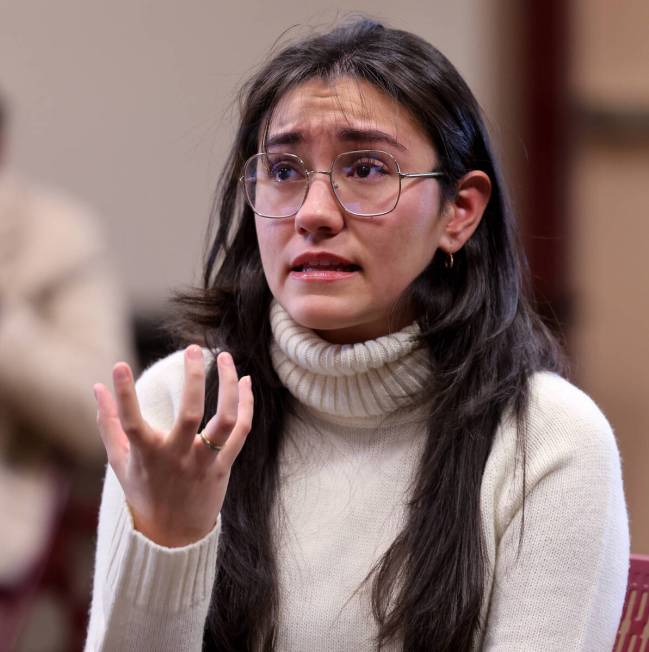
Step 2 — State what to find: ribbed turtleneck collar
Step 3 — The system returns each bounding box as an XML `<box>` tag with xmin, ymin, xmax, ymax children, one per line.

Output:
<box><xmin>270</xmin><ymin>300</ymin><xmax>430</xmax><ymax>421</ymax></box>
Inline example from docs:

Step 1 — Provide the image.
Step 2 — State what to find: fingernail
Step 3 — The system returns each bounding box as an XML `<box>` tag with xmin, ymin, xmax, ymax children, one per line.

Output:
<box><xmin>219</xmin><ymin>351</ymin><xmax>233</xmax><ymax>366</ymax></box>
<box><xmin>188</xmin><ymin>345</ymin><xmax>202</xmax><ymax>360</ymax></box>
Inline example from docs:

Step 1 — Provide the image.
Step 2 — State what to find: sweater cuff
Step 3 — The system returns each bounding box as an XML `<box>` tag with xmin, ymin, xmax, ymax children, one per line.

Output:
<box><xmin>104</xmin><ymin>498</ymin><xmax>220</xmax><ymax>614</ymax></box>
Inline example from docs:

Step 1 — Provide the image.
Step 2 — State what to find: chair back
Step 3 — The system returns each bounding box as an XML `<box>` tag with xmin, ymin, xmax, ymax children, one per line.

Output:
<box><xmin>615</xmin><ymin>554</ymin><xmax>649</xmax><ymax>651</ymax></box>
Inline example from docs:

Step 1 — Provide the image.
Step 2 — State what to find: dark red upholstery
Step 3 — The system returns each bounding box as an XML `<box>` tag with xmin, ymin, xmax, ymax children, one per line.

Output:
<box><xmin>615</xmin><ymin>554</ymin><xmax>649</xmax><ymax>651</ymax></box>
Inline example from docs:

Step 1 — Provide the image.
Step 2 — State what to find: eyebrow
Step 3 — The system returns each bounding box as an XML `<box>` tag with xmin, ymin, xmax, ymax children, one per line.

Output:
<box><xmin>265</xmin><ymin>127</ymin><xmax>407</xmax><ymax>151</ymax></box>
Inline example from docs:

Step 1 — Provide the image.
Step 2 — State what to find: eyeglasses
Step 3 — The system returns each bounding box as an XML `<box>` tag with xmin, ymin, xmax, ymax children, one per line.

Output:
<box><xmin>239</xmin><ymin>149</ymin><xmax>445</xmax><ymax>219</ymax></box>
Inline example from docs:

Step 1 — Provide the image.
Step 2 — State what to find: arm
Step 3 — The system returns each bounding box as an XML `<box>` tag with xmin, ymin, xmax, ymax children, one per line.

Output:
<box><xmin>0</xmin><ymin>265</ymin><xmax>130</xmax><ymax>462</ymax></box>
<box><xmin>86</xmin><ymin>349</ymin><xmax>253</xmax><ymax>651</ymax></box>
<box><xmin>84</xmin><ymin>465</ymin><xmax>220</xmax><ymax>652</ymax></box>
<box><xmin>481</xmin><ymin>376</ymin><xmax>629</xmax><ymax>651</ymax></box>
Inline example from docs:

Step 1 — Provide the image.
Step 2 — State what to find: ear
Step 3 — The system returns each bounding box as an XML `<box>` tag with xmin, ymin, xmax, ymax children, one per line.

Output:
<box><xmin>438</xmin><ymin>170</ymin><xmax>492</xmax><ymax>253</ymax></box>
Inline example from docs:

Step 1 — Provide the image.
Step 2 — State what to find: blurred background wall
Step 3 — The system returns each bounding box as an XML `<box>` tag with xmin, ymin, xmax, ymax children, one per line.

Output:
<box><xmin>0</xmin><ymin>0</ymin><xmax>507</xmax><ymax>311</ymax></box>
<box><xmin>570</xmin><ymin>0</ymin><xmax>649</xmax><ymax>557</ymax></box>
<box><xmin>0</xmin><ymin>0</ymin><xmax>646</xmax><ymax>649</ymax></box>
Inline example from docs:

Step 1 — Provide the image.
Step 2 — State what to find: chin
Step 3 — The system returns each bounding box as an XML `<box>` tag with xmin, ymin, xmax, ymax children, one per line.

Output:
<box><xmin>278</xmin><ymin>295</ymin><xmax>397</xmax><ymax>344</ymax></box>
<box><xmin>281</xmin><ymin>295</ymin><xmax>364</xmax><ymax>333</ymax></box>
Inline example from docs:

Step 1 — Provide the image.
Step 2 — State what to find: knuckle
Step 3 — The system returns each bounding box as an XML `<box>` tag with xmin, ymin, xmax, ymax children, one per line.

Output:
<box><xmin>176</xmin><ymin>455</ymin><xmax>196</xmax><ymax>476</ymax></box>
<box><xmin>213</xmin><ymin>466</ymin><xmax>229</xmax><ymax>481</ymax></box>
<box><xmin>179</xmin><ymin>411</ymin><xmax>202</xmax><ymax>431</ymax></box>
<box><xmin>186</xmin><ymin>366</ymin><xmax>204</xmax><ymax>382</ymax></box>
<box><xmin>115</xmin><ymin>382</ymin><xmax>132</xmax><ymax>398</ymax></box>
<box><xmin>122</xmin><ymin>419</ymin><xmax>141</xmax><ymax>437</ymax></box>
<box><xmin>216</xmin><ymin>413</ymin><xmax>236</xmax><ymax>432</ymax></box>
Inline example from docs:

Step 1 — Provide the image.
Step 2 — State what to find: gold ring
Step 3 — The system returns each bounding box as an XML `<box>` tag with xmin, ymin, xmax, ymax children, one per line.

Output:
<box><xmin>198</xmin><ymin>430</ymin><xmax>222</xmax><ymax>452</ymax></box>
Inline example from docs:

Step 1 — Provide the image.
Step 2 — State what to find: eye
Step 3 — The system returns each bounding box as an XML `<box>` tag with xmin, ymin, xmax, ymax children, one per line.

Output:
<box><xmin>267</xmin><ymin>159</ymin><xmax>305</xmax><ymax>183</ymax></box>
<box><xmin>341</xmin><ymin>156</ymin><xmax>391</xmax><ymax>181</ymax></box>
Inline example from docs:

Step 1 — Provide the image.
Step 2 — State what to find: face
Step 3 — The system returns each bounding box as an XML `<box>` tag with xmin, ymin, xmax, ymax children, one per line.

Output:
<box><xmin>254</xmin><ymin>77</ymin><xmax>451</xmax><ymax>344</ymax></box>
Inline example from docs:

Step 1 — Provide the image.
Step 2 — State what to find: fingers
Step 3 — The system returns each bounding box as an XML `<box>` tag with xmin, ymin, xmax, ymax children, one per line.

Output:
<box><xmin>171</xmin><ymin>345</ymin><xmax>206</xmax><ymax>450</ymax></box>
<box><xmin>112</xmin><ymin>362</ymin><xmax>151</xmax><ymax>447</ymax></box>
<box><xmin>104</xmin><ymin>349</ymin><xmax>253</xmax><ymax>474</ymax></box>
<box><xmin>94</xmin><ymin>382</ymin><xmax>129</xmax><ymax>472</ymax></box>
<box><xmin>214</xmin><ymin>375</ymin><xmax>254</xmax><ymax>468</ymax></box>
<box><xmin>210</xmin><ymin>351</ymin><xmax>240</xmax><ymax>445</ymax></box>
<box><xmin>195</xmin><ymin>352</ymin><xmax>253</xmax><ymax>466</ymax></box>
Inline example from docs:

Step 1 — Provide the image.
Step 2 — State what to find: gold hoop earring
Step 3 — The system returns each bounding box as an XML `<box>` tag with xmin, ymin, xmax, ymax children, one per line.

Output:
<box><xmin>444</xmin><ymin>252</ymin><xmax>454</xmax><ymax>270</ymax></box>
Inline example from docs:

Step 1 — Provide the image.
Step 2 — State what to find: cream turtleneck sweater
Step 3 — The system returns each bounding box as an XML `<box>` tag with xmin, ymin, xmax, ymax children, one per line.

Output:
<box><xmin>270</xmin><ymin>300</ymin><xmax>430</xmax><ymax>419</ymax></box>
<box><xmin>85</xmin><ymin>302</ymin><xmax>629</xmax><ymax>651</ymax></box>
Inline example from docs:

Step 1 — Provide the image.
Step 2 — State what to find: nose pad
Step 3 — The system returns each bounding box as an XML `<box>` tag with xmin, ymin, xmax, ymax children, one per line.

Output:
<box><xmin>294</xmin><ymin>172</ymin><xmax>345</xmax><ymax>235</ymax></box>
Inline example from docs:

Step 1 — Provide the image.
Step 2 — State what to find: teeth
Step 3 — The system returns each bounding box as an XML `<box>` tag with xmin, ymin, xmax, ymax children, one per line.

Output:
<box><xmin>305</xmin><ymin>259</ymin><xmax>345</xmax><ymax>267</ymax></box>
<box><xmin>303</xmin><ymin>265</ymin><xmax>345</xmax><ymax>271</ymax></box>
<box><xmin>303</xmin><ymin>264</ymin><xmax>354</xmax><ymax>271</ymax></box>
<box><xmin>292</xmin><ymin>258</ymin><xmax>359</xmax><ymax>272</ymax></box>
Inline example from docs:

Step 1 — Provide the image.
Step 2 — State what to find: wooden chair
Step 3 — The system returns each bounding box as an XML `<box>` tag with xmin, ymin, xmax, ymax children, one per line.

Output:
<box><xmin>615</xmin><ymin>554</ymin><xmax>649</xmax><ymax>651</ymax></box>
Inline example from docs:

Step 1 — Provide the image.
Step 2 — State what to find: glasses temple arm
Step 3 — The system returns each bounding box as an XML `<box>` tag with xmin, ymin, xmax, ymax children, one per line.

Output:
<box><xmin>399</xmin><ymin>171</ymin><xmax>445</xmax><ymax>179</ymax></box>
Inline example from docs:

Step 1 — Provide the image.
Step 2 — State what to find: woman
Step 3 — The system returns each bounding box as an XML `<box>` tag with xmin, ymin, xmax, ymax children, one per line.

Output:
<box><xmin>86</xmin><ymin>19</ymin><xmax>629</xmax><ymax>651</ymax></box>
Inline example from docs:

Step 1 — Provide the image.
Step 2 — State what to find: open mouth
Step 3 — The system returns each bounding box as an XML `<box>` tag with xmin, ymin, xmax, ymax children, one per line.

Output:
<box><xmin>291</xmin><ymin>262</ymin><xmax>361</xmax><ymax>272</ymax></box>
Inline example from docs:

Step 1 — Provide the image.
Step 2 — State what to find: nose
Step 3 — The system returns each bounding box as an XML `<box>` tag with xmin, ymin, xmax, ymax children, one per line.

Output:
<box><xmin>294</xmin><ymin>172</ymin><xmax>345</xmax><ymax>238</ymax></box>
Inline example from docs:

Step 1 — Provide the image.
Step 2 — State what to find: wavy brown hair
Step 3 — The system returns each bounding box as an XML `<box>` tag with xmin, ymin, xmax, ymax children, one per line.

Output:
<box><xmin>174</xmin><ymin>18</ymin><xmax>563</xmax><ymax>651</ymax></box>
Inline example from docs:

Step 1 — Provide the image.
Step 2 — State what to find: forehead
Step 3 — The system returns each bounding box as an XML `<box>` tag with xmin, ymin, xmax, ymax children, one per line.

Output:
<box><xmin>265</xmin><ymin>77</ymin><xmax>429</xmax><ymax>151</ymax></box>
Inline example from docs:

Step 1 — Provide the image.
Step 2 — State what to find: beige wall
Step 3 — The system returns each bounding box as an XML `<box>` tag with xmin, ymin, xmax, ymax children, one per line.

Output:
<box><xmin>0</xmin><ymin>0</ymin><xmax>503</xmax><ymax>311</ymax></box>
<box><xmin>570</xmin><ymin>0</ymin><xmax>649</xmax><ymax>551</ymax></box>
<box><xmin>2</xmin><ymin>3</ymin><xmax>647</xmax><ymax>551</ymax></box>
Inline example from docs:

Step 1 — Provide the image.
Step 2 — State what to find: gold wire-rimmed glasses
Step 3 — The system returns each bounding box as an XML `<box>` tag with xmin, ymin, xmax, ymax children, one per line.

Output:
<box><xmin>239</xmin><ymin>149</ymin><xmax>445</xmax><ymax>219</ymax></box>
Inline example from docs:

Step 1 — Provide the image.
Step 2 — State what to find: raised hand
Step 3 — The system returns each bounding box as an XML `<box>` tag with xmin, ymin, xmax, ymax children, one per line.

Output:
<box><xmin>93</xmin><ymin>346</ymin><xmax>253</xmax><ymax>547</ymax></box>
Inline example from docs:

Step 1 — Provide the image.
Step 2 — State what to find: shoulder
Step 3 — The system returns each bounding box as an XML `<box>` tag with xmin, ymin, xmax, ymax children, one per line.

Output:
<box><xmin>481</xmin><ymin>373</ymin><xmax>629</xmax><ymax>649</ymax></box>
<box><xmin>523</xmin><ymin>371</ymin><xmax>619</xmax><ymax>474</ymax></box>
<box><xmin>483</xmin><ymin>371</ymin><xmax>628</xmax><ymax>559</ymax></box>
<box><xmin>486</xmin><ymin>371</ymin><xmax>623</xmax><ymax>506</ymax></box>
<box><xmin>135</xmin><ymin>348</ymin><xmax>215</xmax><ymax>431</ymax></box>
<box><xmin>527</xmin><ymin>371</ymin><xmax>611</xmax><ymax>434</ymax></box>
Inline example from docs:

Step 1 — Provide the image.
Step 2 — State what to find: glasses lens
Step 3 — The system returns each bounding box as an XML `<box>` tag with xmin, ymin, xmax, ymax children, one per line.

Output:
<box><xmin>332</xmin><ymin>150</ymin><xmax>400</xmax><ymax>216</ymax></box>
<box><xmin>243</xmin><ymin>153</ymin><xmax>307</xmax><ymax>218</ymax></box>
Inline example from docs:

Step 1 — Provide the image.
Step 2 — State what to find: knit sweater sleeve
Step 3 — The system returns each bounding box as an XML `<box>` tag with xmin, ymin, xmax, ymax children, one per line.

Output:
<box><xmin>480</xmin><ymin>372</ymin><xmax>629</xmax><ymax>651</ymax></box>
<box><xmin>85</xmin><ymin>351</ymin><xmax>219</xmax><ymax>652</ymax></box>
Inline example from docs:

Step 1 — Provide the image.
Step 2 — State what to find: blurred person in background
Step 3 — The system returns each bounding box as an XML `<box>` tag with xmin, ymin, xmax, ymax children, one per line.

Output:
<box><xmin>0</xmin><ymin>88</ymin><xmax>132</xmax><ymax>650</ymax></box>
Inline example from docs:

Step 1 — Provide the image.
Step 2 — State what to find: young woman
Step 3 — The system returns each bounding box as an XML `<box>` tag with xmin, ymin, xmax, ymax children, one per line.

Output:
<box><xmin>86</xmin><ymin>19</ymin><xmax>629</xmax><ymax>652</ymax></box>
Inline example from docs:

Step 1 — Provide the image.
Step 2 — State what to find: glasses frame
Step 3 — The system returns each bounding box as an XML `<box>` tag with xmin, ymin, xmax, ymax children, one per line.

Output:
<box><xmin>239</xmin><ymin>149</ymin><xmax>446</xmax><ymax>219</ymax></box>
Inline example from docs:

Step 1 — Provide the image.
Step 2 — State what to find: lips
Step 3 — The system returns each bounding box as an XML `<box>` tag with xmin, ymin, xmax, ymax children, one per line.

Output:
<box><xmin>290</xmin><ymin>252</ymin><xmax>361</xmax><ymax>273</ymax></box>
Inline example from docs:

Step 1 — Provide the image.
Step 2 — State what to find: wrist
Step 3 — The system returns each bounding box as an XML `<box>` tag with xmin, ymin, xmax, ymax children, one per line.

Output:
<box><xmin>128</xmin><ymin>506</ymin><xmax>217</xmax><ymax>548</ymax></box>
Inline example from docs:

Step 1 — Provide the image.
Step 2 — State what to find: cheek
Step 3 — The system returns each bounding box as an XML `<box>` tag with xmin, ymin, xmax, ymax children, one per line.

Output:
<box><xmin>370</xmin><ymin>198</ymin><xmax>442</xmax><ymax>276</ymax></box>
<box><xmin>254</xmin><ymin>221</ymin><xmax>279</xmax><ymax>284</ymax></box>
<box><xmin>361</xmin><ymin>230</ymin><xmax>434</xmax><ymax>303</ymax></box>
<box><xmin>254</xmin><ymin>219</ymin><xmax>293</xmax><ymax>292</ymax></box>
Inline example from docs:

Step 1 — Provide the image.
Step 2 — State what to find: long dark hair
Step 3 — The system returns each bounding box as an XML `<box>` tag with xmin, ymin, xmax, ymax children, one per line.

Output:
<box><xmin>175</xmin><ymin>17</ymin><xmax>563</xmax><ymax>651</ymax></box>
